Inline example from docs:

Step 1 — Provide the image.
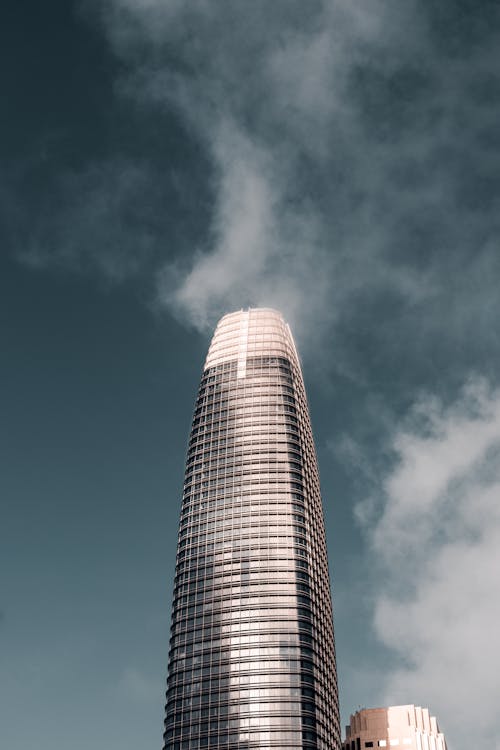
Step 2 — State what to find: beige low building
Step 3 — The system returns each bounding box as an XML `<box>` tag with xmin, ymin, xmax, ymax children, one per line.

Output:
<box><xmin>342</xmin><ymin>705</ymin><xmax>447</xmax><ymax>750</ymax></box>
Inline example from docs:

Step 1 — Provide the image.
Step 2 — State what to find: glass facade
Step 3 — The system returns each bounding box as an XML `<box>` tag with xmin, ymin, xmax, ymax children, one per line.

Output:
<box><xmin>163</xmin><ymin>309</ymin><xmax>340</xmax><ymax>750</ymax></box>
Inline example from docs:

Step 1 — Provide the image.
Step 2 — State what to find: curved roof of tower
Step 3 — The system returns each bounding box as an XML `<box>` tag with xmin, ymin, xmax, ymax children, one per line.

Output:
<box><xmin>204</xmin><ymin>308</ymin><xmax>298</xmax><ymax>373</ymax></box>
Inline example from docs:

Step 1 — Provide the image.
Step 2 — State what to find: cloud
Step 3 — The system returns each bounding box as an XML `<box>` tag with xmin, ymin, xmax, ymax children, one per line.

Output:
<box><xmin>101</xmin><ymin>0</ymin><xmax>433</xmax><ymax>341</ymax></box>
<box><xmin>9</xmin><ymin>0</ymin><xmax>500</xmax><ymax>366</ymax></box>
<box><xmin>360</xmin><ymin>377</ymin><xmax>500</xmax><ymax>748</ymax></box>
<box><xmin>157</xmin><ymin>124</ymin><xmax>279</xmax><ymax>329</ymax></box>
<box><xmin>104</xmin><ymin>0</ymin><xmax>500</xmax><ymax>370</ymax></box>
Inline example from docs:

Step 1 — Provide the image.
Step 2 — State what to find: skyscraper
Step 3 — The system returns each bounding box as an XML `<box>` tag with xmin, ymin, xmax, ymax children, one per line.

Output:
<box><xmin>163</xmin><ymin>308</ymin><xmax>340</xmax><ymax>750</ymax></box>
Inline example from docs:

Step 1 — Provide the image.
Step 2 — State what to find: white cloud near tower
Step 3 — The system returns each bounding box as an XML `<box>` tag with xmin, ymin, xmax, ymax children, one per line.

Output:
<box><xmin>361</xmin><ymin>377</ymin><xmax>500</xmax><ymax>748</ymax></box>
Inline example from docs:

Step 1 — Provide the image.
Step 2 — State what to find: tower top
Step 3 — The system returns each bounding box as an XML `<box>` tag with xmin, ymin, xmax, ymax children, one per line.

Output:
<box><xmin>204</xmin><ymin>308</ymin><xmax>298</xmax><ymax>375</ymax></box>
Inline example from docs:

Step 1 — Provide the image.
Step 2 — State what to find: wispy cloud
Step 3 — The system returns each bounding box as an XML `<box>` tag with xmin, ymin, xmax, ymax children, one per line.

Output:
<box><xmin>100</xmin><ymin>0</ymin><xmax>430</xmax><ymax>341</ymax></box>
<box><xmin>102</xmin><ymin>0</ymin><xmax>500</xmax><ymax>349</ymax></box>
<box><xmin>8</xmin><ymin>0</ymin><xmax>500</xmax><ymax>364</ymax></box>
<box><xmin>358</xmin><ymin>377</ymin><xmax>500</xmax><ymax>748</ymax></box>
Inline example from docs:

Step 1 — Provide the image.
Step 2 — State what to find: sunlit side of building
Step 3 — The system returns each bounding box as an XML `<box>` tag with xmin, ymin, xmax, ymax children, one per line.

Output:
<box><xmin>342</xmin><ymin>705</ymin><xmax>447</xmax><ymax>750</ymax></box>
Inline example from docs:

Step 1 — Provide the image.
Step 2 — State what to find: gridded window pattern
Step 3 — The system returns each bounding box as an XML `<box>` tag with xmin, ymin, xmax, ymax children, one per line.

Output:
<box><xmin>163</xmin><ymin>309</ymin><xmax>340</xmax><ymax>750</ymax></box>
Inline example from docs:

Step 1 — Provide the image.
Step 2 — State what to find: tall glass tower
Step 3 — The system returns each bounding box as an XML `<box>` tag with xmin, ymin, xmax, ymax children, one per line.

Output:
<box><xmin>163</xmin><ymin>308</ymin><xmax>340</xmax><ymax>750</ymax></box>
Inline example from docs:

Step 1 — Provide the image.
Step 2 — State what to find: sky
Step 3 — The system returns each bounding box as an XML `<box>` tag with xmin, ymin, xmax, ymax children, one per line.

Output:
<box><xmin>2</xmin><ymin>1</ymin><xmax>500</xmax><ymax>748</ymax></box>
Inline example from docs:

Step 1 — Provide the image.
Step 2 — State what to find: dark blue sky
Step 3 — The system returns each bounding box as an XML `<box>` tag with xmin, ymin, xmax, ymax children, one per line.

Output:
<box><xmin>2</xmin><ymin>2</ymin><xmax>500</xmax><ymax>748</ymax></box>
